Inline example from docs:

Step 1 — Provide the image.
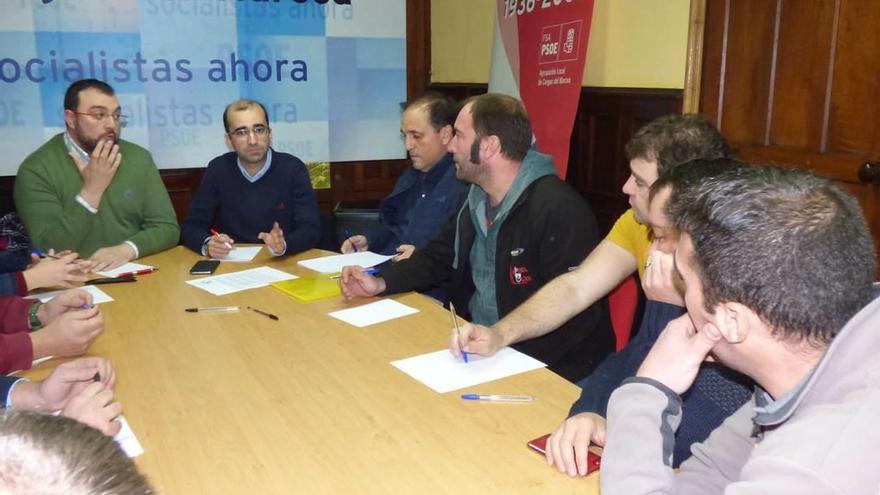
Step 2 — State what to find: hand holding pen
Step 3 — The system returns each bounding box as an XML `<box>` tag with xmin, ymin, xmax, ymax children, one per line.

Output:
<box><xmin>338</xmin><ymin>265</ymin><xmax>385</xmax><ymax>300</ymax></box>
<box><xmin>340</xmin><ymin>231</ymin><xmax>368</xmax><ymax>254</ymax></box>
<box><xmin>207</xmin><ymin>229</ymin><xmax>235</xmax><ymax>258</ymax></box>
<box><xmin>26</xmin><ymin>250</ymin><xmax>89</xmax><ymax>289</ymax></box>
<box><xmin>449</xmin><ymin>321</ymin><xmax>505</xmax><ymax>360</ymax></box>
<box><xmin>449</xmin><ymin>303</ymin><xmax>468</xmax><ymax>363</ymax></box>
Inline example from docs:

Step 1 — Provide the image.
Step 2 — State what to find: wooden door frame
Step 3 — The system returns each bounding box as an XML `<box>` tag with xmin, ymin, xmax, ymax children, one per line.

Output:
<box><xmin>683</xmin><ymin>0</ymin><xmax>707</xmax><ymax>113</ymax></box>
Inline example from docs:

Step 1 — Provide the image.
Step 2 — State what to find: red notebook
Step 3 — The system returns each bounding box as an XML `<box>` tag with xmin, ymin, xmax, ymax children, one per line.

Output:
<box><xmin>527</xmin><ymin>433</ymin><xmax>601</xmax><ymax>475</ymax></box>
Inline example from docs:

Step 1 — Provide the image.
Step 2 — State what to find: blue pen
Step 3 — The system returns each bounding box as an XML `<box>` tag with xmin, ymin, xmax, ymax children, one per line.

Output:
<box><xmin>449</xmin><ymin>302</ymin><xmax>469</xmax><ymax>363</ymax></box>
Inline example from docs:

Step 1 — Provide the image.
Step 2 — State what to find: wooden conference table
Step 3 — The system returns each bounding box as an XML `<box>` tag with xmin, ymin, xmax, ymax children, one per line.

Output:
<box><xmin>24</xmin><ymin>246</ymin><xmax>601</xmax><ymax>494</ymax></box>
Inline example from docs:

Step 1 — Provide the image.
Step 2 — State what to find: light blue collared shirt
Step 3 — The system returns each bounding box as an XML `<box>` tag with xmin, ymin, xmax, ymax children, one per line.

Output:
<box><xmin>237</xmin><ymin>148</ymin><xmax>273</xmax><ymax>183</ymax></box>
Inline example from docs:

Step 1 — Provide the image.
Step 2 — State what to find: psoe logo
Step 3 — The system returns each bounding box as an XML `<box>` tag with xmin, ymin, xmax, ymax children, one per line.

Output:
<box><xmin>539</xmin><ymin>20</ymin><xmax>583</xmax><ymax>64</ymax></box>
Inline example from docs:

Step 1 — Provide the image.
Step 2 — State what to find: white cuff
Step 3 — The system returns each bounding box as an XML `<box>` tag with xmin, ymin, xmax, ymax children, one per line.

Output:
<box><xmin>74</xmin><ymin>194</ymin><xmax>98</xmax><ymax>214</ymax></box>
<box><xmin>201</xmin><ymin>236</ymin><xmax>212</xmax><ymax>256</ymax></box>
<box><xmin>123</xmin><ymin>240</ymin><xmax>139</xmax><ymax>259</ymax></box>
<box><xmin>267</xmin><ymin>239</ymin><xmax>287</xmax><ymax>257</ymax></box>
<box><xmin>6</xmin><ymin>378</ymin><xmax>28</xmax><ymax>408</ymax></box>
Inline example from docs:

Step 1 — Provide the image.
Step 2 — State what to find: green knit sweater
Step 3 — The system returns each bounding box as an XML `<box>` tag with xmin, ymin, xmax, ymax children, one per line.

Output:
<box><xmin>14</xmin><ymin>134</ymin><xmax>179</xmax><ymax>258</ymax></box>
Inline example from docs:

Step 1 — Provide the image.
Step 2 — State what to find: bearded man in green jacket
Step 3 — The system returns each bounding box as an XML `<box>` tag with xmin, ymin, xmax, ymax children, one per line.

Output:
<box><xmin>14</xmin><ymin>79</ymin><xmax>179</xmax><ymax>272</ymax></box>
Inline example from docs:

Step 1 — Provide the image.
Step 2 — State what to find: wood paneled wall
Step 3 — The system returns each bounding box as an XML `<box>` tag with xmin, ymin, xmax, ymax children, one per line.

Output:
<box><xmin>567</xmin><ymin>88</ymin><xmax>683</xmax><ymax>234</ymax></box>
<box><xmin>700</xmin><ymin>0</ymin><xmax>880</xmax><ymax>261</ymax></box>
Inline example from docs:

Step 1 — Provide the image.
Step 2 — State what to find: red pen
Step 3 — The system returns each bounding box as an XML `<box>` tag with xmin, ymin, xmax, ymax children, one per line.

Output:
<box><xmin>115</xmin><ymin>268</ymin><xmax>157</xmax><ymax>278</ymax></box>
<box><xmin>209</xmin><ymin>229</ymin><xmax>234</xmax><ymax>250</ymax></box>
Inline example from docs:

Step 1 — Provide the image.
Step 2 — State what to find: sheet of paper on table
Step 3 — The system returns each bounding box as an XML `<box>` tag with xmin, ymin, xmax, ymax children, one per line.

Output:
<box><xmin>210</xmin><ymin>245</ymin><xmax>262</xmax><ymax>262</ymax></box>
<box><xmin>96</xmin><ymin>262</ymin><xmax>155</xmax><ymax>278</ymax></box>
<box><xmin>186</xmin><ymin>266</ymin><xmax>296</xmax><ymax>296</ymax></box>
<box><xmin>297</xmin><ymin>251</ymin><xmax>393</xmax><ymax>274</ymax></box>
<box><xmin>115</xmin><ymin>415</ymin><xmax>145</xmax><ymax>458</ymax></box>
<box><xmin>327</xmin><ymin>299</ymin><xmax>419</xmax><ymax>327</ymax></box>
<box><xmin>27</xmin><ymin>285</ymin><xmax>113</xmax><ymax>304</ymax></box>
<box><xmin>390</xmin><ymin>347</ymin><xmax>547</xmax><ymax>393</ymax></box>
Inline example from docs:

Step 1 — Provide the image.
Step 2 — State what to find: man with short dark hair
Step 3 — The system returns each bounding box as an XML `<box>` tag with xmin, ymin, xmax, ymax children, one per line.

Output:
<box><xmin>181</xmin><ymin>98</ymin><xmax>320</xmax><ymax>258</ymax></box>
<box><xmin>15</xmin><ymin>79</ymin><xmax>179</xmax><ymax>272</ymax></box>
<box><xmin>601</xmin><ymin>166</ymin><xmax>879</xmax><ymax>493</ymax></box>
<box><xmin>340</xmin><ymin>93</ymin><xmax>613</xmax><ymax>381</ymax></box>
<box><xmin>341</xmin><ymin>92</ymin><xmax>466</xmax><ymax>262</ymax></box>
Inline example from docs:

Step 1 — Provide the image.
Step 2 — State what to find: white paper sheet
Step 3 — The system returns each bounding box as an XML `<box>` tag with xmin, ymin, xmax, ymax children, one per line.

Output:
<box><xmin>297</xmin><ymin>251</ymin><xmax>393</xmax><ymax>274</ymax></box>
<box><xmin>327</xmin><ymin>299</ymin><xmax>419</xmax><ymax>328</ymax></box>
<box><xmin>6</xmin><ymin>355</ymin><xmax>56</xmax><ymax>376</ymax></box>
<box><xmin>27</xmin><ymin>285</ymin><xmax>114</xmax><ymax>304</ymax></box>
<box><xmin>115</xmin><ymin>415</ymin><xmax>144</xmax><ymax>458</ymax></box>
<box><xmin>390</xmin><ymin>347</ymin><xmax>547</xmax><ymax>393</ymax></box>
<box><xmin>186</xmin><ymin>267</ymin><xmax>296</xmax><ymax>296</ymax></box>
<box><xmin>211</xmin><ymin>245</ymin><xmax>262</xmax><ymax>262</ymax></box>
<box><xmin>95</xmin><ymin>262</ymin><xmax>155</xmax><ymax>278</ymax></box>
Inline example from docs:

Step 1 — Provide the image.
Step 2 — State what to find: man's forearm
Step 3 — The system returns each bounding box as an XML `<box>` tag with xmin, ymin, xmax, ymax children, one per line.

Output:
<box><xmin>493</xmin><ymin>271</ymin><xmax>589</xmax><ymax>345</ymax></box>
<box><xmin>493</xmin><ymin>240</ymin><xmax>638</xmax><ymax>347</ymax></box>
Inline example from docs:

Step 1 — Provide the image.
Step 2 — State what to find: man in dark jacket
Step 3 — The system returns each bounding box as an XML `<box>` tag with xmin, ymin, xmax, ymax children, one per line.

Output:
<box><xmin>341</xmin><ymin>93</ymin><xmax>466</xmax><ymax>262</ymax></box>
<box><xmin>340</xmin><ymin>93</ymin><xmax>614</xmax><ymax>382</ymax></box>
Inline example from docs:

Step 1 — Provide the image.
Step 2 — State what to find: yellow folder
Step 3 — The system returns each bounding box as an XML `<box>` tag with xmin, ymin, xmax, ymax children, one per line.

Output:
<box><xmin>271</xmin><ymin>275</ymin><xmax>341</xmax><ymax>302</ymax></box>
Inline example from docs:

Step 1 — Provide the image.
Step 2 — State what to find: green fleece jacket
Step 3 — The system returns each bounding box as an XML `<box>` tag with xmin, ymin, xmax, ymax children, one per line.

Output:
<box><xmin>14</xmin><ymin>134</ymin><xmax>179</xmax><ymax>258</ymax></box>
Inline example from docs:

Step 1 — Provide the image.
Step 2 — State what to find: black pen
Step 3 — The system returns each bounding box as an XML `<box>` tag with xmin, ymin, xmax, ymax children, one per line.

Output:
<box><xmin>247</xmin><ymin>306</ymin><xmax>279</xmax><ymax>321</ymax></box>
<box><xmin>85</xmin><ymin>276</ymin><xmax>136</xmax><ymax>285</ymax></box>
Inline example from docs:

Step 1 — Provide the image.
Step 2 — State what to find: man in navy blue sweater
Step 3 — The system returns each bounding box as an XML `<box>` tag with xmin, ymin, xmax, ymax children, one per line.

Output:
<box><xmin>181</xmin><ymin>99</ymin><xmax>320</xmax><ymax>258</ymax></box>
<box><xmin>340</xmin><ymin>93</ymin><xmax>466</xmax><ymax>262</ymax></box>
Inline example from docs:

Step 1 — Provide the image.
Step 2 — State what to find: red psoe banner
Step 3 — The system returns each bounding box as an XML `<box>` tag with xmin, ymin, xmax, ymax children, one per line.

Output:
<box><xmin>490</xmin><ymin>0</ymin><xmax>594</xmax><ymax>179</ymax></box>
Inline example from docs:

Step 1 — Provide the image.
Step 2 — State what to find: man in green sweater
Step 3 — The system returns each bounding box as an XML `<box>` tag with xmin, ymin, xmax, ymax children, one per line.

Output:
<box><xmin>14</xmin><ymin>79</ymin><xmax>179</xmax><ymax>271</ymax></box>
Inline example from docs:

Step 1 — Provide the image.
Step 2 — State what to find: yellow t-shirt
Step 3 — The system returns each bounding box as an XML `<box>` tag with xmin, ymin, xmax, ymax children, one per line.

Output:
<box><xmin>604</xmin><ymin>208</ymin><xmax>652</xmax><ymax>279</ymax></box>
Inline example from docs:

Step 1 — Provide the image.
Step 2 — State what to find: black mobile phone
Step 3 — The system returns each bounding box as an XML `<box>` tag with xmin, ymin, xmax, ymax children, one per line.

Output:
<box><xmin>189</xmin><ymin>260</ymin><xmax>220</xmax><ymax>275</ymax></box>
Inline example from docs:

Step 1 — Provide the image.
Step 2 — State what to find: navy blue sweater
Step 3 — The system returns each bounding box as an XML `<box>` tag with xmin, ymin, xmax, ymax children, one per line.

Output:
<box><xmin>181</xmin><ymin>150</ymin><xmax>320</xmax><ymax>256</ymax></box>
<box><xmin>569</xmin><ymin>300</ymin><xmax>753</xmax><ymax>467</ymax></box>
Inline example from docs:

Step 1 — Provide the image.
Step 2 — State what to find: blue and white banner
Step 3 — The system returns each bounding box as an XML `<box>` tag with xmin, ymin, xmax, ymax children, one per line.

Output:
<box><xmin>0</xmin><ymin>0</ymin><xmax>406</xmax><ymax>174</ymax></box>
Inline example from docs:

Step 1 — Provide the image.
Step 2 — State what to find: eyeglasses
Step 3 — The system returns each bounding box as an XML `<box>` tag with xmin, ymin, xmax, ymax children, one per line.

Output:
<box><xmin>73</xmin><ymin>110</ymin><xmax>129</xmax><ymax>127</ymax></box>
<box><xmin>228</xmin><ymin>126</ymin><xmax>270</xmax><ymax>139</ymax></box>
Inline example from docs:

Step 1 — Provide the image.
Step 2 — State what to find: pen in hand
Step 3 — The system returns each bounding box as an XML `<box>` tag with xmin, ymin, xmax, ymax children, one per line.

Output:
<box><xmin>210</xmin><ymin>229</ymin><xmax>234</xmax><ymax>250</ymax></box>
<box><xmin>450</xmin><ymin>302</ymin><xmax>469</xmax><ymax>363</ymax></box>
